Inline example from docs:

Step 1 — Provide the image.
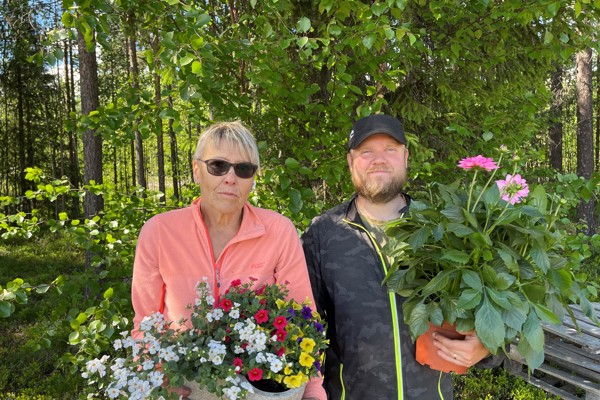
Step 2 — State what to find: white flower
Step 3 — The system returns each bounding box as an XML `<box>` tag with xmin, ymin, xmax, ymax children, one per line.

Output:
<box><xmin>141</xmin><ymin>359</ymin><xmax>154</xmax><ymax>370</ymax></box>
<box><xmin>229</xmin><ymin>308</ymin><xmax>240</xmax><ymax>319</ymax></box>
<box><xmin>85</xmin><ymin>358</ymin><xmax>107</xmax><ymax>377</ymax></box>
<box><xmin>113</xmin><ymin>339</ymin><xmax>123</xmax><ymax>350</ymax></box>
<box><xmin>269</xmin><ymin>358</ymin><xmax>283</xmax><ymax>373</ymax></box>
<box><xmin>106</xmin><ymin>386</ymin><xmax>120</xmax><ymax>398</ymax></box>
<box><xmin>148</xmin><ymin>370</ymin><xmax>164</xmax><ymax>387</ymax></box>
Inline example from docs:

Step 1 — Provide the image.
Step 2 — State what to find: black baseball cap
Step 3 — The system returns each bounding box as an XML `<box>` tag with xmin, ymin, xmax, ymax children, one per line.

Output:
<box><xmin>348</xmin><ymin>114</ymin><xmax>406</xmax><ymax>150</ymax></box>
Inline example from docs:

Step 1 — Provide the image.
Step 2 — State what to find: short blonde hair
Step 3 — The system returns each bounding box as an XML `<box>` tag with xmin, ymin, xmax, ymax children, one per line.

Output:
<box><xmin>193</xmin><ymin>121</ymin><xmax>260</xmax><ymax>170</ymax></box>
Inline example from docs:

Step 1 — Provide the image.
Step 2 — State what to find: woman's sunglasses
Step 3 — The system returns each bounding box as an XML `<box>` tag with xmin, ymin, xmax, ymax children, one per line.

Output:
<box><xmin>199</xmin><ymin>159</ymin><xmax>258</xmax><ymax>179</ymax></box>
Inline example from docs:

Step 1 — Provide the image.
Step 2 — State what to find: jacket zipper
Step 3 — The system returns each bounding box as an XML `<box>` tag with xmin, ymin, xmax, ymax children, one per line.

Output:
<box><xmin>344</xmin><ymin>219</ymin><xmax>404</xmax><ymax>400</ymax></box>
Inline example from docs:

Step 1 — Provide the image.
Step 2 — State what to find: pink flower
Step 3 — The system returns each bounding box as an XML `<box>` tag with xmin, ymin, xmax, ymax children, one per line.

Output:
<box><xmin>233</xmin><ymin>357</ymin><xmax>243</xmax><ymax>373</ymax></box>
<box><xmin>248</xmin><ymin>367</ymin><xmax>263</xmax><ymax>381</ymax></box>
<box><xmin>496</xmin><ymin>174</ymin><xmax>529</xmax><ymax>204</ymax></box>
<box><xmin>254</xmin><ymin>309</ymin><xmax>269</xmax><ymax>324</ymax></box>
<box><xmin>457</xmin><ymin>155</ymin><xmax>498</xmax><ymax>171</ymax></box>
<box><xmin>273</xmin><ymin>316</ymin><xmax>287</xmax><ymax>330</ymax></box>
<box><xmin>275</xmin><ymin>329</ymin><xmax>287</xmax><ymax>342</ymax></box>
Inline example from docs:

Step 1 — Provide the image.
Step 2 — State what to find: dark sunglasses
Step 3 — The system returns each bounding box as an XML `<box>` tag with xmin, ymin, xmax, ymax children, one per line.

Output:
<box><xmin>199</xmin><ymin>159</ymin><xmax>258</xmax><ymax>179</ymax></box>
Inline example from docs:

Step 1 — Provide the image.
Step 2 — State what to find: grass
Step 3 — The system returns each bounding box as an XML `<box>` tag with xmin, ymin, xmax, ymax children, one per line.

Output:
<box><xmin>0</xmin><ymin>233</ymin><xmax>87</xmax><ymax>399</ymax></box>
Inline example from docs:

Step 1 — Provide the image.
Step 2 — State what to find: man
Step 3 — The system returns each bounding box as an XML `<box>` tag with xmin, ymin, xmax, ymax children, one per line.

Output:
<box><xmin>302</xmin><ymin>114</ymin><xmax>493</xmax><ymax>399</ymax></box>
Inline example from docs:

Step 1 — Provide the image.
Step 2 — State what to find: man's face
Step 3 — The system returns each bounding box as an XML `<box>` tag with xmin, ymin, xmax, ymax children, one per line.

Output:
<box><xmin>347</xmin><ymin>133</ymin><xmax>409</xmax><ymax>204</ymax></box>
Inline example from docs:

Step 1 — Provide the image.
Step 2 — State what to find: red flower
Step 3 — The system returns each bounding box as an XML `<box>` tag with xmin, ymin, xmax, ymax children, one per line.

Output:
<box><xmin>273</xmin><ymin>316</ymin><xmax>287</xmax><ymax>330</ymax></box>
<box><xmin>276</xmin><ymin>346</ymin><xmax>286</xmax><ymax>357</ymax></box>
<box><xmin>247</xmin><ymin>367</ymin><xmax>263</xmax><ymax>381</ymax></box>
<box><xmin>259</xmin><ymin>298</ymin><xmax>267</xmax><ymax>305</ymax></box>
<box><xmin>254</xmin><ymin>310</ymin><xmax>269</xmax><ymax>324</ymax></box>
<box><xmin>249</xmin><ymin>276</ymin><xmax>258</xmax><ymax>282</ymax></box>
<box><xmin>233</xmin><ymin>357</ymin><xmax>243</xmax><ymax>373</ymax></box>
<box><xmin>255</xmin><ymin>285</ymin><xmax>266</xmax><ymax>296</ymax></box>
<box><xmin>218</xmin><ymin>298</ymin><xmax>233</xmax><ymax>312</ymax></box>
<box><xmin>231</xmin><ymin>279</ymin><xmax>242</xmax><ymax>287</ymax></box>
<box><xmin>275</xmin><ymin>329</ymin><xmax>287</xmax><ymax>342</ymax></box>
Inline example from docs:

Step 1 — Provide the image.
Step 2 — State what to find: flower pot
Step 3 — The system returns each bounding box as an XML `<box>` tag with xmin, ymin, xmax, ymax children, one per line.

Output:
<box><xmin>184</xmin><ymin>375</ymin><xmax>306</xmax><ymax>400</ymax></box>
<box><xmin>415</xmin><ymin>322</ymin><xmax>468</xmax><ymax>374</ymax></box>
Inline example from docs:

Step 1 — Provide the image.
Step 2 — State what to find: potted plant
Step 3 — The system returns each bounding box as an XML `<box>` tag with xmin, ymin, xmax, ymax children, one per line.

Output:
<box><xmin>83</xmin><ymin>278</ymin><xmax>327</xmax><ymax>399</ymax></box>
<box><xmin>383</xmin><ymin>148</ymin><xmax>599</xmax><ymax>372</ymax></box>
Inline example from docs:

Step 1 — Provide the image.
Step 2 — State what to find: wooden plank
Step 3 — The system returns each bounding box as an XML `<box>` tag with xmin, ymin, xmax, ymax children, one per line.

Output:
<box><xmin>544</xmin><ymin>341</ymin><xmax>600</xmax><ymax>379</ymax></box>
<box><xmin>536</xmin><ymin>362</ymin><xmax>600</xmax><ymax>396</ymax></box>
<box><xmin>541</xmin><ymin>323</ymin><xmax>600</xmax><ymax>354</ymax></box>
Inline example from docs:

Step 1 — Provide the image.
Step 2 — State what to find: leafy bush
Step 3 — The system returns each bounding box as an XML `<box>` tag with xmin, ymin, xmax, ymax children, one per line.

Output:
<box><xmin>454</xmin><ymin>367</ymin><xmax>560</xmax><ymax>400</ymax></box>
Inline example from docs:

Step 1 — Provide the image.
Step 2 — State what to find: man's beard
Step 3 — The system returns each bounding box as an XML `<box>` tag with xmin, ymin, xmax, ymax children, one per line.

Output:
<box><xmin>353</xmin><ymin>172</ymin><xmax>406</xmax><ymax>204</ymax></box>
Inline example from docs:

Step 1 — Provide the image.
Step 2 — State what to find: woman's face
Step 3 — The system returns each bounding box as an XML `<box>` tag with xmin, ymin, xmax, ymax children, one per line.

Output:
<box><xmin>193</xmin><ymin>141</ymin><xmax>255</xmax><ymax>218</ymax></box>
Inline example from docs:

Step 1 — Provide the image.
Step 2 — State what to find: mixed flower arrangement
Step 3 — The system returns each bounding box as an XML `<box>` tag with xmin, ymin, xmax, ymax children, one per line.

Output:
<box><xmin>83</xmin><ymin>278</ymin><xmax>327</xmax><ymax>399</ymax></box>
<box><xmin>384</xmin><ymin>147</ymin><xmax>599</xmax><ymax>370</ymax></box>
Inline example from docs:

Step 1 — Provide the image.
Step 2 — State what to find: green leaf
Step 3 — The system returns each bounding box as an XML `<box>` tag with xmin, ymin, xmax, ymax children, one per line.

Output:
<box><xmin>533</xmin><ymin>303</ymin><xmax>561</xmax><ymax>325</ymax></box>
<box><xmin>461</xmin><ymin>270</ymin><xmax>482</xmax><ymax>291</ymax></box>
<box><xmin>0</xmin><ymin>301</ymin><xmax>14</xmax><ymax>318</ymax></box>
<box><xmin>405</xmin><ymin>301</ymin><xmax>430</xmax><ymax>339</ymax></box>
<box><xmin>191</xmin><ymin>60</ymin><xmax>202</xmax><ymax>75</ymax></box>
<box><xmin>362</xmin><ymin>35</ymin><xmax>375</xmax><ymax>49</ymax></box>
<box><xmin>487</xmin><ymin>288</ymin><xmax>511</xmax><ymax>309</ymax></box>
<box><xmin>548</xmin><ymin>268</ymin><xmax>572</xmax><ymax>292</ymax></box>
<box><xmin>522</xmin><ymin>311</ymin><xmax>545</xmax><ymax>352</ymax></box>
<box><xmin>457</xmin><ymin>288</ymin><xmax>481</xmax><ymax>310</ymax></box>
<box><xmin>530</xmin><ymin>240</ymin><xmax>550</xmax><ymax>273</ymax></box>
<box><xmin>441</xmin><ymin>205</ymin><xmax>463</xmax><ymax>222</ymax></box>
<box><xmin>408</xmin><ymin>227</ymin><xmax>431</xmax><ymax>250</ymax></box>
<box><xmin>446</xmin><ymin>223</ymin><xmax>473</xmax><ymax>238</ymax></box>
<box><xmin>440</xmin><ymin>250</ymin><xmax>470</xmax><ymax>265</ymax></box>
<box><xmin>103</xmin><ymin>287</ymin><xmax>114</xmax><ymax>299</ymax></box>
<box><xmin>297</xmin><ymin>17</ymin><xmax>311</xmax><ymax>33</ymax></box>
<box><xmin>421</xmin><ymin>270</ymin><xmax>455</xmax><ymax>297</ymax></box>
<box><xmin>285</xmin><ymin>158</ymin><xmax>300</xmax><ymax>170</ymax></box>
<box><xmin>475</xmin><ymin>297</ymin><xmax>505</xmax><ymax>353</ymax></box>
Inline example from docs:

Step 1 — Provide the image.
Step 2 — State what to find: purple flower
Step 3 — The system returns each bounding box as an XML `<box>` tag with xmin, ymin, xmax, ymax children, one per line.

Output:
<box><xmin>315</xmin><ymin>360</ymin><xmax>322</xmax><ymax>372</ymax></box>
<box><xmin>301</xmin><ymin>306</ymin><xmax>313</xmax><ymax>320</ymax></box>
<box><xmin>314</xmin><ymin>322</ymin><xmax>324</xmax><ymax>333</ymax></box>
<box><xmin>496</xmin><ymin>174</ymin><xmax>529</xmax><ymax>204</ymax></box>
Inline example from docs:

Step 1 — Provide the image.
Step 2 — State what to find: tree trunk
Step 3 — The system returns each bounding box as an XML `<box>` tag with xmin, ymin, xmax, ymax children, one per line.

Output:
<box><xmin>168</xmin><ymin>90</ymin><xmax>179</xmax><ymax>200</ymax></box>
<box><xmin>155</xmin><ymin>72</ymin><xmax>165</xmax><ymax>201</ymax></box>
<box><xmin>548</xmin><ymin>66</ymin><xmax>563</xmax><ymax>172</ymax></box>
<box><xmin>575</xmin><ymin>48</ymin><xmax>596</xmax><ymax>234</ymax></box>
<box><xmin>77</xmin><ymin>30</ymin><xmax>104</xmax><ymax>219</ymax></box>
<box><xmin>64</xmin><ymin>38</ymin><xmax>80</xmax><ymax>216</ymax></box>
<box><xmin>127</xmin><ymin>13</ymin><xmax>146</xmax><ymax>189</ymax></box>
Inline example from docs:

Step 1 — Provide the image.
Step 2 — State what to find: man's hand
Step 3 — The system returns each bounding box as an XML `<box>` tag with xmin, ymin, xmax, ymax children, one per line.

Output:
<box><xmin>432</xmin><ymin>329</ymin><xmax>490</xmax><ymax>367</ymax></box>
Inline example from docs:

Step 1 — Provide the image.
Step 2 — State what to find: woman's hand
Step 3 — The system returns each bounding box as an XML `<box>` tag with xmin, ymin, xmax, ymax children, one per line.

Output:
<box><xmin>432</xmin><ymin>330</ymin><xmax>490</xmax><ymax>367</ymax></box>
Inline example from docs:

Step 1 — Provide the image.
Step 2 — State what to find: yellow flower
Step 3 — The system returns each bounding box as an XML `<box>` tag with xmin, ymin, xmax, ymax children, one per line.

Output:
<box><xmin>283</xmin><ymin>373</ymin><xmax>307</xmax><ymax>388</ymax></box>
<box><xmin>299</xmin><ymin>338</ymin><xmax>315</xmax><ymax>353</ymax></box>
<box><xmin>276</xmin><ymin>299</ymin><xmax>286</xmax><ymax>309</ymax></box>
<box><xmin>299</xmin><ymin>352</ymin><xmax>315</xmax><ymax>368</ymax></box>
<box><xmin>284</xmin><ymin>365</ymin><xmax>293</xmax><ymax>375</ymax></box>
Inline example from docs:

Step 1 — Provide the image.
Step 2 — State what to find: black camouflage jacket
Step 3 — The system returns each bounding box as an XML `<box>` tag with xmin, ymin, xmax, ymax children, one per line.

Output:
<box><xmin>302</xmin><ymin>195</ymin><xmax>455</xmax><ymax>400</ymax></box>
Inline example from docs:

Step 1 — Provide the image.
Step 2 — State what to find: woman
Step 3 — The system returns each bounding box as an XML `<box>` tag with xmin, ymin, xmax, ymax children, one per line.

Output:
<box><xmin>131</xmin><ymin>121</ymin><xmax>325</xmax><ymax>400</ymax></box>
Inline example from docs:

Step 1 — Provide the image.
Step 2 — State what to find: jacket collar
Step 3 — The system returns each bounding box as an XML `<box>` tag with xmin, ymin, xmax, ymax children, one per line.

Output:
<box><xmin>344</xmin><ymin>193</ymin><xmax>412</xmax><ymax>224</ymax></box>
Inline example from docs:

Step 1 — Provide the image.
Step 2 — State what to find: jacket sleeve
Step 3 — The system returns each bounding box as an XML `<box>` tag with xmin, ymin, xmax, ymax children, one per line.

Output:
<box><xmin>131</xmin><ymin>217</ymin><xmax>165</xmax><ymax>339</ymax></box>
<box><xmin>271</xmin><ymin>216</ymin><xmax>327</xmax><ymax>400</ymax></box>
<box><xmin>301</xmin><ymin>219</ymin><xmax>328</xmax><ymax>319</ymax></box>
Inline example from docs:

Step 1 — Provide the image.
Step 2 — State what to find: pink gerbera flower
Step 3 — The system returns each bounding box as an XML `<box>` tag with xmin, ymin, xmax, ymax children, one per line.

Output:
<box><xmin>496</xmin><ymin>174</ymin><xmax>529</xmax><ymax>204</ymax></box>
<box><xmin>457</xmin><ymin>155</ymin><xmax>498</xmax><ymax>171</ymax></box>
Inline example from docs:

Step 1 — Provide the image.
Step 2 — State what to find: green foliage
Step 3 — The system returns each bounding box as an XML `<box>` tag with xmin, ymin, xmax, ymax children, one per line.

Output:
<box><xmin>384</xmin><ymin>150</ymin><xmax>600</xmax><ymax>370</ymax></box>
<box><xmin>454</xmin><ymin>367</ymin><xmax>560</xmax><ymax>400</ymax></box>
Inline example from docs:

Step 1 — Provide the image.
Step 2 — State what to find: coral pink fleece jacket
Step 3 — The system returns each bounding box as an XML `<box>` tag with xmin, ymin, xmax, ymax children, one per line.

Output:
<box><xmin>131</xmin><ymin>197</ymin><xmax>325</xmax><ymax>399</ymax></box>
